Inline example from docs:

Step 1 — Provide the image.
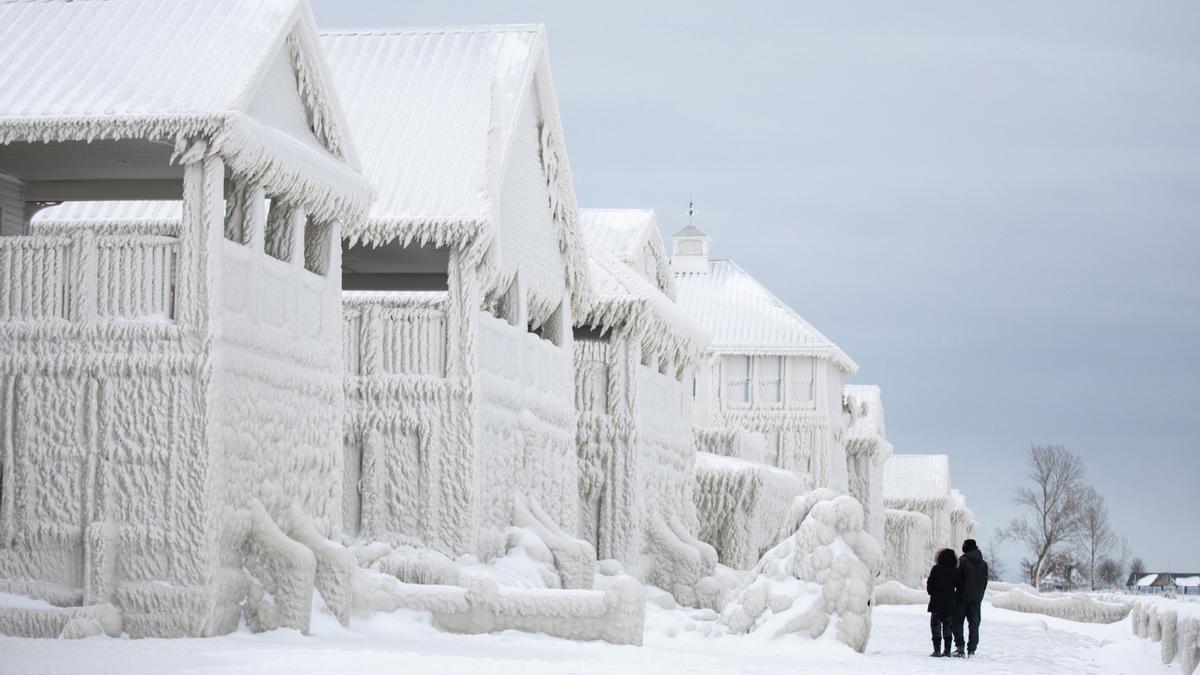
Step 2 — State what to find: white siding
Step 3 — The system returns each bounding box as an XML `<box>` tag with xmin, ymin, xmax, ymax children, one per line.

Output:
<box><xmin>495</xmin><ymin>78</ymin><xmax>568</xmax><ymax>313</ymax></box>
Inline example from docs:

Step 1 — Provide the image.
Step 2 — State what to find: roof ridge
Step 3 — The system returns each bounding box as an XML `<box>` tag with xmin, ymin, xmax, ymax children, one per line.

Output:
<box><xmin>320</xmin><ymin>24</ymin><xmax>542</xmax><ymax>37</ymax></box>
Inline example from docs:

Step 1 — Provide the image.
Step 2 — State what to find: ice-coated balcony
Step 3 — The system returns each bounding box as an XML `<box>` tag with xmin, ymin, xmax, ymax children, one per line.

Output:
<box><xmin>0</xmin><ymin>227</ymin><xmax>178</xmax><ymax>324</ymax></box>
<box><xmin>342</xmin><ymin>291</ymin><xmax>449</xmax><ymax>378</ymax></box>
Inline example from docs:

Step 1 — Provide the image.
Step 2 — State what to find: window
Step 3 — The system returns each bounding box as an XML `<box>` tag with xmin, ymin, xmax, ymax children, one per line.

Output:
<box><xmin>756</xmin><ymin>356</ymin><xmax>783</xmax><ymax>403</ymax></box>
<box><xmin>789</xmin><ymin>357</ymin><xmax>815</xmax><ymax>403</ymax></box>
<box><xmin>725</xmin><ymin>355</ymin><xmax>750</xmax><ymax>404</ymax></box>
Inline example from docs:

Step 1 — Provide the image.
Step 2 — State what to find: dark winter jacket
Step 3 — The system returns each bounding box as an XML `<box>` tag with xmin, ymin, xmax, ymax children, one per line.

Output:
<box><xmin>926</xmin><ymin>549</ymin><xmax>959</xmax><ymax>614</ymax></box>
<box><xmin>957</xmin><ymin>548</ymin><xmax>989</xmax><ymax>603</ymax></box>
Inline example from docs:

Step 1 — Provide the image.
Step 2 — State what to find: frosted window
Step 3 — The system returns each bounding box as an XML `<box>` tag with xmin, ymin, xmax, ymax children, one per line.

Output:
<box><xmin>725</xmin><ymin>355</ymin><xmax>750</xmax><ymax>404</ymax></box>
<box><xmin>789</xmin><ymin>357</ymin><xmax>815</xmax><ymax>403</ymax></box>
<box><xmin>757</xmin><ymin>356</ymin><xmax>783</xmax><ymax>403</ymax></box>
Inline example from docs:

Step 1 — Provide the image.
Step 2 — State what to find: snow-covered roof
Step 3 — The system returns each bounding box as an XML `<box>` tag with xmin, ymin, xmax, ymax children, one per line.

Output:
<box><xmin>33</xmin><ymin>201</ymin><xmax>182</xmax><ymax>228</ymax></box>
<box><xmin>0</xmin><ymin>0</ymin><xmax>369</xmax><ymax>224</ymax></box>
<box><xmin>580</xmin><ymin>241</ymin><xmax>709</xmax><ymax>367</ymax></box>
<box><xmin>883</xmin><ymin>454</ymin><xmax>951</xmax><ymax>503</ymax></box>
<box><xmin>844</xmin><ymin>384</ymin><xmax>886</xmax><ymax>439</ymax></box>
<box><xmin>673</xmin><ymin>260</ymin><xmax>857</xmax><ymax>373</ymax></box>
<box><xmin>321</xmin><ymin>26</ymin><xmax>535</xmax><ymax>243</ymax></box>
<box><xmin>321</xmin><ymin>25</ymin><xmax>590</xmax><ymax>315</ymax></box>
<box><xmin>580</xmin><ymin>209</ymin><xmax>676</xmax><ymax>299</ymax></box>
<box><xmin>673</xmin><ymin>225</ymin><xmax>708</xmax><ymax>238</ymax></box>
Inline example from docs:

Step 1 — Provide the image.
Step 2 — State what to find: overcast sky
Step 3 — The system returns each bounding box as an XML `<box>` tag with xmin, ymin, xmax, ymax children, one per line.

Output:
<box><xmin>313</xmin><ymin>1</ymin><xmax>1200</xmax><ymax>577</ymax></box>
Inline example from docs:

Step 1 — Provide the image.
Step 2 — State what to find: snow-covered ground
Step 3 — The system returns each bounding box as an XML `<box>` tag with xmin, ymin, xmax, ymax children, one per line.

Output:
<box><xmin>0</xmin><ymin>600</ymin><xmax>1169</xmax><ymax>674</ymax></box>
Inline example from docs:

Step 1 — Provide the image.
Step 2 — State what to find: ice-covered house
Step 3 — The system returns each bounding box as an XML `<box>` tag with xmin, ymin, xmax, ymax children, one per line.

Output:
<box><xmin>948</xmin><ymin>489</ymin><xmax>977</xmax><ymax>547</ymax></box>
<box><xmin>0</xmin><ymin>0</ymin><xmax>370</xmax><ymax>637</ymax></box>
<box><xmin>842</xmin><ymin>385</ymin><xmax>893</xmax><ymax>544</ymax></box>
<box><xmin>671</xmin><ymin>224</ymin><xmax>859</xmax><ymax>568</ymax></box>
<box><xmin>321</xmin><ymin>27</ymin><xmax>592</xmax><ymax>569</ymax></box>
<box><xmin>881</xmin><ymin>454</ymin><xmax>955</xmax><ymax>586</ymax></box>
<box><xmin>574</xmin><ymin>209</ymin><xmax>719</xmax><ymax>606</ymax></box>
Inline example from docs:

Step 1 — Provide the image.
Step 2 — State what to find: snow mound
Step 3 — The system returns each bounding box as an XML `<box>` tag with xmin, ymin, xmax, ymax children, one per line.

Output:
<box><xmin>990</xmin><ymin>588</ymin><xmax>1130</xmax><ymax>624</ymax></box>
<box><xmin>873</xmin><ymin>580</ymin><xmax>927</xmax><ymax>606</ymax></box>
<box><xmin>719</xmin><ymin>493</ymin><xmax>882</xmax><ymax>652</ymax></box>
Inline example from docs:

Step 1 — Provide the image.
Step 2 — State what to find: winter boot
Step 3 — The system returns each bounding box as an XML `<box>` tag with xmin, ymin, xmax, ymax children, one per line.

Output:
<box><xmin>931</xmin><ymin>642</ymin><xmax>942</xmax><ymax>657</ymax></box>
<box><xmin>953</xmin><ymin>648</ymin><xmax>966</xmax><ymax>658</ymax></box>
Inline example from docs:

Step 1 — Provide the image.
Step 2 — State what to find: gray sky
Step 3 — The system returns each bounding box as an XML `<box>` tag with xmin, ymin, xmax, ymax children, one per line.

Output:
<box><xmin>313</xmin><ymin>1</ymin><xmax>1200</xmax><ymax>577</ymax></box>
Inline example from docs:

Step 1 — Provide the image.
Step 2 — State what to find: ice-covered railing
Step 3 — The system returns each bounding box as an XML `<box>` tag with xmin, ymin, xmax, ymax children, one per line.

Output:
<box><xmin>0</xmin><ymin>231</ymin><xmax>177</xmax><ymax>323</ymax></box>
<box><xmin>342</xmin><ymin>292</ymin><xmax>449</xmax><ymax>377</ymax></box>
<box><xmin>476</xmin><ymin>310</ymin><xmax>571</xmax><ymax>401</ymax></box>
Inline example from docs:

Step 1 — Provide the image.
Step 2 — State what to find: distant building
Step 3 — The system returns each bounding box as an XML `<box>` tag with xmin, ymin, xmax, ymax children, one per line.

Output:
<box><xmin>1127</xmin><ymin>572</ymin><xmax>1200</xmax><ymax>595</ymax></box>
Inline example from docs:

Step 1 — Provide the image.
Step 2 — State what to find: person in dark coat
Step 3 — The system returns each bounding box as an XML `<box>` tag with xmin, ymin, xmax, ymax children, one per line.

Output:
<box><xmin>956</xmin><ymin>539</ymin><xmax>989</xmax><ymax>657</ymax></box>
<box><xmin>926</xmin><ymin>548</ymin><xmax>960</xmax><ymax>657</ymax></box>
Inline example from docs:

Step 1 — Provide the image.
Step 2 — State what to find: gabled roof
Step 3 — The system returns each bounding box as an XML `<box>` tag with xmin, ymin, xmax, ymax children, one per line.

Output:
<box><xmin>673</xmin><ymin>260</ymin><xmax>857</xmax><ymax>373</ymax></box>
<box><xmin>321</xmin><ymin>25</ymin><xmax>589</xmax><ymax>313</ymax></box>
<box><xmin>321</xmin><ymin>26</ymin><xmax>537</xmax><ymax>243</ymax></box>
<box><xmin>0</xmin><ymin>0</ymin><xmax>368</xmax><ymax>224</ymax></box>
<box><xmin>579</xmin><ymin>208</ymin><xmax>675</xmax><ymax>298</ymax></box>
<box><xmin>883</xmin><ymin>454</ymin><xmax>951</xmax><ymax>503</ymax></box>
<box><xmin>580</xmin><ymin>241</ymin><xmax>709</xmax><ymax>367</ymax></box>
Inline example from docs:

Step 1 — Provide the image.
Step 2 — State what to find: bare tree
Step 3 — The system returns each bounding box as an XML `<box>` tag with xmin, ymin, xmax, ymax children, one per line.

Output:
<box><xmin>1078</xmin><ymin>486</ymin><xmax>1116</xmax><ymax>590</ymax></box>
<box><xmin>999</xmin><ymin>445</ymin><xmax>1088</xmax><ymax>587</ymax></box>
<box><xmin>1130</xmin><ymin>557</ymin><xmax>1147</xmax><ymax>579</ymax></box>
<box><xmin>985</xmin><ymin>540</ymin><xmax>1006</xmax><ymax>581</ymax></box>
<box><xmin>1097</xmin><ymin>557</ymin><xmax>1123</xmax><ymax>588</ymax></box>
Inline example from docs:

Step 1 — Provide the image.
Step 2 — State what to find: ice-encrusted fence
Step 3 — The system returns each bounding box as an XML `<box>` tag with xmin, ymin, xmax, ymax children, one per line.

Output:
<box><xmin>1130</xmin><ymin>597</ymin><xmax>1200</xmax><ymax>674</ymax></box>
<box><xmin>342</xmin><ymin>292</ymin><xmax>449</xmax><ymax>377</ymax></box>
<box><xmin>0</xmin><ymin>232</ymin><xmax>178</xmax><ymax>322</ymax></box>
<box><xmin>476</xmin><ymin>310</ymin><xmax>572</xmax><ymax>401</ymax></box>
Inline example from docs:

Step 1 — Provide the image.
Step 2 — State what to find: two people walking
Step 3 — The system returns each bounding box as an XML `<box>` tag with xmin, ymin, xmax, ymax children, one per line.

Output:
<box><xmin>927</xmin><ymin>538</ymin><xmax>989</xmax><ymax>658</ymax></box>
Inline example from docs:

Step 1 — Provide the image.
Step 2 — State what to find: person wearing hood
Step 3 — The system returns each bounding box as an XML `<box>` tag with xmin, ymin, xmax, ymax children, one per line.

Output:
<box><xmin>956</xmin><ymin>538</ymin><xmax>990</xmax><ymax>657</ymax></box>
<box><xmin>926</xmin><ymin>548</ymin><xmax>961</xmax><ymax>657</ymax></box>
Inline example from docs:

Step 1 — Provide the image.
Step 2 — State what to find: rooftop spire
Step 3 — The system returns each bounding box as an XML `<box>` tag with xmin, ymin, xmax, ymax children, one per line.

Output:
<box><xmin>670</xmin><ymin>200</ymin><xmax>711</xmax><ymax>273</ymax></box>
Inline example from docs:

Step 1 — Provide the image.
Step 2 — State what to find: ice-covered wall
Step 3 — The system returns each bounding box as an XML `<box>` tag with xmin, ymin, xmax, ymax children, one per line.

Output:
<box><xmin>842</xmin><ymin>385</ymin><xmax>892</xmax><ymax>544</ymax></box>
<box><xmin>574</xmin><ymin>328</ymin><xmax>719</xmax><ymax>606</ymax></box>
<box><xmin>692</xmin><ymin>451</ymin><xmax>804</xmax><ymax>570</ymax></box>
<box><xmin>0</xmin><ymin>151</ymin><xmax>348</xmax><ymax>638</ymax></box>
<box><xmin>474</xmin><ymin>309</ymin><xmax>578</xmax><ymax>555</ymax></box>
<box><xmin>882</xmin><ymin>508</ymin><xmax>933</xmax><ymax>588</ymax></box>
<box><xmin>342</xmin><ymin>264</ymin><xmax>475</xmax><ymax>555</ymax></box>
